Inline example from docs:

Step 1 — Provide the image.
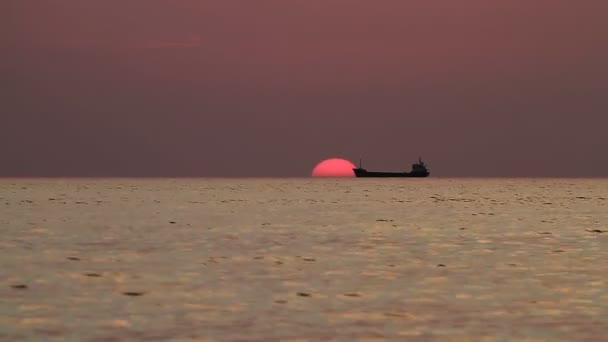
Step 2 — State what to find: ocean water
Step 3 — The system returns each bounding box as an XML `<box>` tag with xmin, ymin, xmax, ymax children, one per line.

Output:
<box><xmin>1</xmin><ymin>178</ymin><xmax>607</xmax><ymax>341</ymax></box>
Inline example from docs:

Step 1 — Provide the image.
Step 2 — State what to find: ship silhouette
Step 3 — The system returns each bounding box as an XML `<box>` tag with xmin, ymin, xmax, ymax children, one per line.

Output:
<box><xmin>353</xmin><ymin>157</ymin><xmax>430</xmax><ymax>177</ymax></box>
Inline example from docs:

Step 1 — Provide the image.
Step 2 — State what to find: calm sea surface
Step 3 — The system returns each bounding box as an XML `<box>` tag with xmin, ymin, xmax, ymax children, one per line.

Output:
<box><xmin>1</xmin><ymin>178</ymin><xmax>607</xmax><ymax>341</ymax></box>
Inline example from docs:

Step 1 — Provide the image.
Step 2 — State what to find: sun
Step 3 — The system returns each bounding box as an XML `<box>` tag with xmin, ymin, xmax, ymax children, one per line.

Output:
<box><xmin>312</xmin><ymin>158</ymin><xmax>356</xmax><ymax>177</ymax></box>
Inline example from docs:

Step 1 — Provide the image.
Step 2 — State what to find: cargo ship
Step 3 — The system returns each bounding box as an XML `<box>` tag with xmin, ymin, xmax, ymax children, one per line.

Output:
<box><xmin>353</xmin><ymin>157</ymin><xmax>430</xmax><ymax>177</ymax></box>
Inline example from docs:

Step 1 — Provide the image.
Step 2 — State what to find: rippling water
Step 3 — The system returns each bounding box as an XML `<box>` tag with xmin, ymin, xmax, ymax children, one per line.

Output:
<box><xmin>1</xmin><ymin>178</ymin><xmax>607</xmax><ymax>341</ymax></box>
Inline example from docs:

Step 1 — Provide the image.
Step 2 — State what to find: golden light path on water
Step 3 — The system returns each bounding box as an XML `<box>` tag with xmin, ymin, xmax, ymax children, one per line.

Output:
<box><xmin>1</xmin><ymin>178</ymin><xmax>607</xmax><ymax>340</ymax></box>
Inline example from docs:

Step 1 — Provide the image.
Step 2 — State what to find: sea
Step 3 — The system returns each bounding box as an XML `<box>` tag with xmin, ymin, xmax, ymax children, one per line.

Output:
<box><xmin>1</xmin><ymin>178</ymin><xmax>607</xmax><ymax>341</ymax></box>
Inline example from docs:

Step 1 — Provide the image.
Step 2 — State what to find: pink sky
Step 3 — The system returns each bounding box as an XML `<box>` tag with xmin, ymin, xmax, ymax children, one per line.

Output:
<box><xmin>3</xmin><ymin>1</ymin><xmax>608</xmax><ymax>176</ymax></box>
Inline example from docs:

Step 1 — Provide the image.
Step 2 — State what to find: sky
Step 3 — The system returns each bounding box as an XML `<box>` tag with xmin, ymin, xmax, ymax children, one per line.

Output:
<box><xmin>2</xmin><ymin>0</ymin><xmax>608</xmax><ymax>177</ymax></box>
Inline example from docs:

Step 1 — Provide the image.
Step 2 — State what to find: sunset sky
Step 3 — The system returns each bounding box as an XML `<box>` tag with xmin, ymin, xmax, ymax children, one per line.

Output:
<box><xmin>3</xmin><ymin>1</ymin><xmax>607</xmax><ymax>177</ymax></box>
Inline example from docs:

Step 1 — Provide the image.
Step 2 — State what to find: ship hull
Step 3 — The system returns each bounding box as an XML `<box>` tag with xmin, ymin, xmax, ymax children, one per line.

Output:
<box><xmin>353</xmin><ymin>169</ymin><xmax>429</xmax><ymax>178</ymax></box>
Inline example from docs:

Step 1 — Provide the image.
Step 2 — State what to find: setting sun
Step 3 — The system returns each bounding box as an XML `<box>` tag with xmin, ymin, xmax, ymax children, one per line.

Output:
<box><xmin>311</xmin><ymin>158</ymin><xmax>356</xmax><ymax>177</ymax></box>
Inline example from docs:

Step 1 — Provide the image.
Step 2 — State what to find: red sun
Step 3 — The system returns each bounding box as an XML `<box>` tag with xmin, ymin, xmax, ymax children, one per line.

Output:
<box><xmin>312</xmin><ymin>158</ymin><xmax>356</xmax><ymax>177</ymax></box>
